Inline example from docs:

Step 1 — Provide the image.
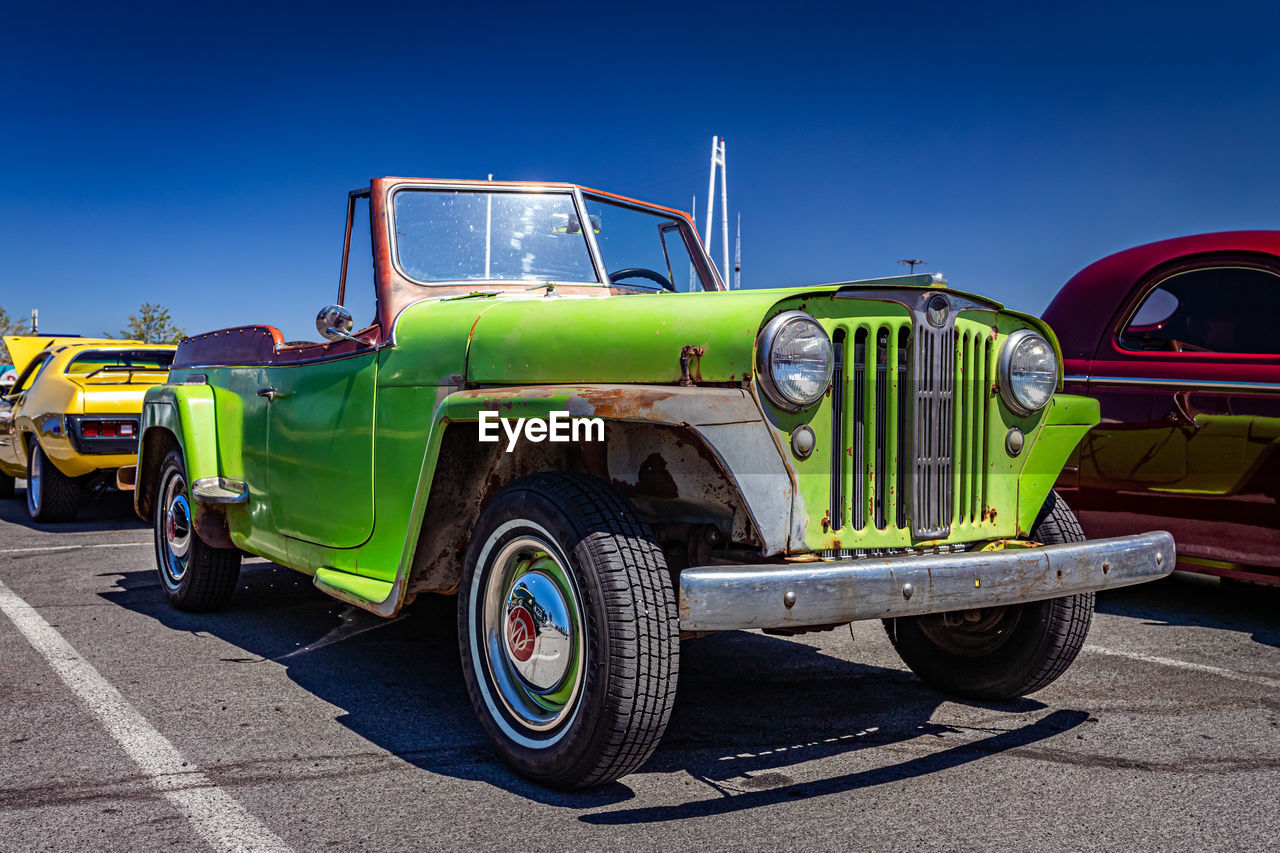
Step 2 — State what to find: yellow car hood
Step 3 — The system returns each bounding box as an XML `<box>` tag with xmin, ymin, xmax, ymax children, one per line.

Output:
<box><xmin>3</xmin><ymin>336</ymin><xmax>144</xmax><ymax>375</ymax></box>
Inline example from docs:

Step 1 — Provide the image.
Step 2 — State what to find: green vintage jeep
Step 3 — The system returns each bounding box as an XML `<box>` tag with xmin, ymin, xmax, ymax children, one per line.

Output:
<box><xmin>127</xmin><ymin>177</ymin><xmax>1173</xmax><ymax>789</ymax></box>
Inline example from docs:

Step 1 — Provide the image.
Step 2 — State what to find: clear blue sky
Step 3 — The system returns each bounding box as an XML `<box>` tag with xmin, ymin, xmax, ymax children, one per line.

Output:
<box><xmin>2</xmin><ymin>1</ymin><xmax>1278</xmax><ymax>342</ymax></box>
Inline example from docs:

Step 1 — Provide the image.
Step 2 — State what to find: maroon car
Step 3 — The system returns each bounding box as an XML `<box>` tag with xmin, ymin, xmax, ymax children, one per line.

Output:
<box><xmin>1044</xmin><ymin>231</ymin><xmax>1280</xmax><ymax>586</ymax></box>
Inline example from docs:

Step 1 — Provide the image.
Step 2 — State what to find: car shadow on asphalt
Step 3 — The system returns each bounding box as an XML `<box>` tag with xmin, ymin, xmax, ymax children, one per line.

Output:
<box><xmin>99</xmin><ymin>561</ymin><xmax>1086</xmax><ymax>815</ymax></box>
<box><xmin>0</xmin><ymin>485</ymin><xmax>146</xmax><ymax>534</ymax></box>
<box><xmin>1097</xmin><ymin>575</ymin><xmax>1280</xmax><ymax>650</ymax></box>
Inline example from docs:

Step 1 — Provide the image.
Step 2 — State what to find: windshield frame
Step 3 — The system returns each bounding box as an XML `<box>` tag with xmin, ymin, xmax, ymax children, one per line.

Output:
<box><xmin>387</xmin><ymin>183</ymin><xmax>609</xmax><ymax>287</ymax></box>
<box><xmin>385</xmin><ymin>181</ymin><xmax>724</xmax><ymax>292</ymax></box>
<box><xmin>580</xmin><ymin>191</ymin><xmax>724</xmax><ymax>293</ymax></box>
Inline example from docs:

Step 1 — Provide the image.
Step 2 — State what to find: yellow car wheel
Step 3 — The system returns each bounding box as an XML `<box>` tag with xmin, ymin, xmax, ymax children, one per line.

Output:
<box><xmin>26</xmin><ymin>443</ymin><xmax>79</xmax><ymax>523</ymax></box>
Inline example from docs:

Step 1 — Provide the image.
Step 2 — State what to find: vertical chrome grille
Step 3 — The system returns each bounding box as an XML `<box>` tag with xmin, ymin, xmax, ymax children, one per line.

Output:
<box><xmin>911</xmin><ymin>321</ymin><xmax>955</xmax><ymax>538</ymax></box>
<box><xmin>828</xmin><ymin>308</ymin><xmax>994</xmax><ymax>541</ymax></box>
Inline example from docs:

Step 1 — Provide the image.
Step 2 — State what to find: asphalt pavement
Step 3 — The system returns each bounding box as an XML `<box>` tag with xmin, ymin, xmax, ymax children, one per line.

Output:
<box><xmin>1</xmin><ymin>486</ymin><xmax>1278</xmax><ymax>852</ymax></box>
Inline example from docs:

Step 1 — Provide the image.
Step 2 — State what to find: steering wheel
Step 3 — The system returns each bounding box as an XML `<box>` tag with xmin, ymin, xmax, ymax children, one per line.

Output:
<box><xmin>608</xmin><ymin>267</ymin><xmax>675</xmax><ymax>292</ymax></box>
<box><xmin>1171</xmin><ymin>339</ymin><xmax>1213</xmax><ymax>353</ymax></box>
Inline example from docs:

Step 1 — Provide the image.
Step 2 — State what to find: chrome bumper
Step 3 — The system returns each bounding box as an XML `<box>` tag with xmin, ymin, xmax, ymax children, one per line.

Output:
<box><xmin>678</xmin><ymin>531</ymin><xmax>1174</xmax><ymax>631</ymax></box>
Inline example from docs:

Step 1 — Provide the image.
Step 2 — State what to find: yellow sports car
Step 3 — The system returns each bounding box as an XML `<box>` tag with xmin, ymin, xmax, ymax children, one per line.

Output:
<box><xmin>0</xmin><ymin>336</ymin><xmax>175</xmax><ymax>521</ymax></box>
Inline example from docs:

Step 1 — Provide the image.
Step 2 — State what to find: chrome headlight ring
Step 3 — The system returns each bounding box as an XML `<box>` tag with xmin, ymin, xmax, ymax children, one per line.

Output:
<box><xmin>998</xmin><ymin>329</ymin><xmax>1058</xmax><ymax>416</ymax></box>
<box><xmin>756</xmin><ymin>310</ymin><xmax>834</xmax><ymax>412</ymax></box>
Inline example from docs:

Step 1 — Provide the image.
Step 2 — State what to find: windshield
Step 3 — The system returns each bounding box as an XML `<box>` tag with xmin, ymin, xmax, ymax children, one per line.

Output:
<box><xmin>393</xmin><ymin>189</ymin><xmax>600</xmax><ymax>284</ymax></box>
<box><xmin>66</xmin><ymin>349</ymin><xmax>174</xmax><ymax>375</ymax></box>
<box><xmin>583</xmin><ymin>196</ymin><xmax>715</xmax><ymax>292</ymax></box>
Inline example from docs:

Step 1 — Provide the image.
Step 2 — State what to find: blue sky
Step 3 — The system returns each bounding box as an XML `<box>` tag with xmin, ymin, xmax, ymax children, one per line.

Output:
<box><xmin>2</xmin><ymin>1</ymin><xmax>1279</xmax><ymax>342</ymax></box>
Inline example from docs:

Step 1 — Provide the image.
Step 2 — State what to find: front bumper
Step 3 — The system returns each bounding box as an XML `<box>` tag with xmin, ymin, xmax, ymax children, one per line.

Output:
<box><xmin>678</xmin><ymin>531</ymin><xmax>1174</xmax><ymax>631</ymax></box>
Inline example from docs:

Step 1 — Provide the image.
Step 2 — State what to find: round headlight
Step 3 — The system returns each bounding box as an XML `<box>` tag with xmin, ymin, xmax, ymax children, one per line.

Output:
<box><xmin>757</xmin><ymin>311</ymin><xmax>834</xmax><ymax>411</ymax></box>
<box><xmin>998</xmin><ymin>330</ymin><xmax>1058</xmax><ymax>415</ymax></box>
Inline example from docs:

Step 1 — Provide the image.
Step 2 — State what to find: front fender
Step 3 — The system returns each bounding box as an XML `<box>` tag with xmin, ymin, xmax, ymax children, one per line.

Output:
<box><xmin>1016</xmin><ymin>393</ymin><xmax>1100</xmax><ymax>533</ymax></box>
<box><xmin>428</xmin><ymin>384</ymin><xmax>800</xmax><ymax>555</ymax></box>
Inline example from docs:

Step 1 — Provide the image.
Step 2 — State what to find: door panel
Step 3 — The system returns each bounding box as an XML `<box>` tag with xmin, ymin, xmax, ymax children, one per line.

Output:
<box><xmin>1076</xmin><ymin>260</ymin><xmax>1280</xmax><ymax>574</ymax></box>
<box><xmin>1078</xmin><ymin>384</ymin><xmax>1185</xmax><ymax>488</ymax></box>
<box><xmin>265</xmin><ymin>352</ymin><xmax>377</xmax><ymax>548</ymax></box>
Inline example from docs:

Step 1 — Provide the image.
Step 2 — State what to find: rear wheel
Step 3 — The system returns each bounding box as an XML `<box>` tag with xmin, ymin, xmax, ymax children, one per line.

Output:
<box><xmin>154</xmin><ymin>448</ymin><xmax>241</xmax><ymax>611</ymax></box>
<box><xmin>26</xmin><ymin>443</ymin><xmax>79</xmax><ymax>522</ymax></box>
<box><xmin>458</xmin><ymin>473</ymin><xmax>679</xmax><ymax>789</ymax></box>
<box><xmin>885</xmin><ymin>491</ymin><xmax>1094</xmax><ymax>700</ymax></box>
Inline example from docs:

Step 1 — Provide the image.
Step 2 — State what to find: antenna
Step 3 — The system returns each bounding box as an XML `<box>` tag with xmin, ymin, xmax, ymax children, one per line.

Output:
<box><xmin>734</xmin><ymin>213</ymin><xmax>741</xmax><ymax>290</ymax></box>
<box><xmin>30</xmin><ymin>309</ymin><xmax>38</xmax><ymax>334</ymax></box>
<box><xmin>704</xmin><ymin>136</ymin><xmax>731</xmax><ymax>288</ymax></box>
<box><xmin>898</xmin><ymin>259</ymin><xmax>927</xmax><ymax>274</ymax></box>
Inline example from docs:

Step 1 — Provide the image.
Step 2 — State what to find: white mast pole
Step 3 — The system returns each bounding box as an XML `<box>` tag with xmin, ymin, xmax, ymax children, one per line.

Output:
<box><xmin>719</xmin><ymin>138</ymin><xmax>730</xmax><ymax>287</ymax></box>
<box><xmin>704</xmin><ymin>136</ymin><xmax>717</xmax><ymax>252</ymax></box>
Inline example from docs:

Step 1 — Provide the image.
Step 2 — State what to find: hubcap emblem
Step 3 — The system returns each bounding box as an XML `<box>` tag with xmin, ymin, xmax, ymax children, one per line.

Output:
<box><xmin>506</xmin><ymin>606</ymin><xmax>536</xmax><ymax>662</ymax></box>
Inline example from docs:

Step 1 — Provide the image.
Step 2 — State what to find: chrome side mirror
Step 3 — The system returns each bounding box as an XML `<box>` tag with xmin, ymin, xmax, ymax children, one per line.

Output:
<box><xmin>316</xmin><ymin>304</ymin><xmax>356</xmax><ymax>342</ymax></box>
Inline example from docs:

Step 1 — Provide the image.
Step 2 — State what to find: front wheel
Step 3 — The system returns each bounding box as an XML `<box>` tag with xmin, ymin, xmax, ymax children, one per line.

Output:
<box><xmin>153</xmin><ymin>448</ymin><xmax>241</xmax><ymax>611</ymax></box>
<box><xmin>885</xmin><ymin>491</ymin><xmax>1094</xmax><ymax>700</ymax></box>
<box><xmin>26</xmin><ymin>442</ymin><xmax>79</xmax><ymax>522</ymax></box>
<box><xmin>458</xmin><ymin>473</ymin><xmax>679</xmax><ymax>789</ymax></box>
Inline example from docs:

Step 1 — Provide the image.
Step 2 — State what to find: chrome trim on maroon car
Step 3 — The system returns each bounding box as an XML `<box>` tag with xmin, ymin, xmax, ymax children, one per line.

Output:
<box><xmin>1069</xmin><ymin>375</ymin><xmax>1280</xmax><ymax>394</ymax></box>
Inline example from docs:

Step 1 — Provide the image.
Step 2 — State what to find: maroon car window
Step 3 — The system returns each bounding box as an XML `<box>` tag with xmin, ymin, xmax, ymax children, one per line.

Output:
<box><xmin>1118</xmin><ymin>266</ymin><xmax>1280</xmax><ymax>355</ymax></box>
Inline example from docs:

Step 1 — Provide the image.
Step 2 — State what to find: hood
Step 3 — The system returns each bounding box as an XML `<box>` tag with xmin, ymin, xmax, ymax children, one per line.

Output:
<box><xmin>463</xmin><ymin>278</ymin><xmax>991</xmax><ymax>385</ymax></box>
<box><xmin>3</xmin><ymin>336</ymin><xmax>144</xmax><ymax>375</ymax></box>
<box><xmin>465</xmin><ymin>288</ymin><xmax>805</xmax><ymax>385</ymax></box>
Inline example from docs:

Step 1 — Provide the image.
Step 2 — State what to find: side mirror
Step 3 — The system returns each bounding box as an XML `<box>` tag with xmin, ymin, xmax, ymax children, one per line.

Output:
<box><xmin>316</xmin><ymin>304</ymin><xmax>356</xmax><ymax>342</ymax></box>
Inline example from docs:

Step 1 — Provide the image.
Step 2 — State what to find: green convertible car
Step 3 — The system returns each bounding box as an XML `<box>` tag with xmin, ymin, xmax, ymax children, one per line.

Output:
<box><xmin>124</xmin><ymin>177</ymin><xmax>1173</xmax><ymax>789</ymax></box>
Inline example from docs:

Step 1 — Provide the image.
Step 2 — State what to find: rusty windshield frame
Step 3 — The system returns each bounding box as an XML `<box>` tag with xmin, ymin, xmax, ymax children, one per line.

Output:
<box><xmin>579</xmin><ymin>191</ymin><xmax>723</xmax><ymax>292</ymax></box>
<box><xmin>385</xmin><ymin>182</ymin><xmax>608</xmax><ymax>288</ymax></box>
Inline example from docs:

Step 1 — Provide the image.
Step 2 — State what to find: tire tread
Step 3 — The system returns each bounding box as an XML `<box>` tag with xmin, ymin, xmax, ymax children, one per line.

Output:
<box><xmin>28</xmin><ymin>444</ymin><xmax>79</xmax><ymax>522</ymax></box>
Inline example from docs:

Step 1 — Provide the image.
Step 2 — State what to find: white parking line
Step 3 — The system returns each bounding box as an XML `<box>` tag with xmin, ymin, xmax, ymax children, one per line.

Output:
<box><xmin>0</xmin><ymin>542</ymin><xmax>149</xmax><ymax>554</ymax></box>
<box><xmin>1084</xmin><ymin>644</ymin><xmax>1280</xmax><ymax>690</ymax></box>
<box><xmin>0</xmin><ymin>576</ymin><xmax>294</xmax><ymax>853</ymax></box>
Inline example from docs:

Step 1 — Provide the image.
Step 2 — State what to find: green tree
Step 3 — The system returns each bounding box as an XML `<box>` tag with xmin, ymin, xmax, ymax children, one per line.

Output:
<box><xmin>0</xmin><ymin>307</ymin><xmax>32</xmax><ymax>365</ymax></box>
<box><xmin>108</xmin><ymin>302</ymin><xmax>186</xmax><ymax>344</ymax></box>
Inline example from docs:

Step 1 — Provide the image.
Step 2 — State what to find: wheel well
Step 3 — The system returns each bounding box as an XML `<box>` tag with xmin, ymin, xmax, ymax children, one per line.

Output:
<box><xmin>137</xmin><ymin>426</ymin><xmax>179</xmax><ymax>521</ymax></box>
<box><xmin>404</xmin><ymin>420</ymin><xmax>753</xmax><ymax>596</ymax></box>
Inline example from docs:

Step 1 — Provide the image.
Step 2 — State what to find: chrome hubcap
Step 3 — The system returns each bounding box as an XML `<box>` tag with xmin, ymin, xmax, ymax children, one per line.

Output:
<box><xmin>159</xmin><ymin>473</ymin><xmax>192</xmax><ymax>586</ymax></box>
<box><xmin>480</xmin><ymin>535</ymin><xmax>584</xmax><ymax>733</ymax></box>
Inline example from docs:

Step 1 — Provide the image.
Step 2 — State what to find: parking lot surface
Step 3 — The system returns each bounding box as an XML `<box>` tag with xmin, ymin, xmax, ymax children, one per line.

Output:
<box><xmin>1</xmin><ymin>488</ymin><xmax>1278</xmax><ymax>852</ymax></box>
